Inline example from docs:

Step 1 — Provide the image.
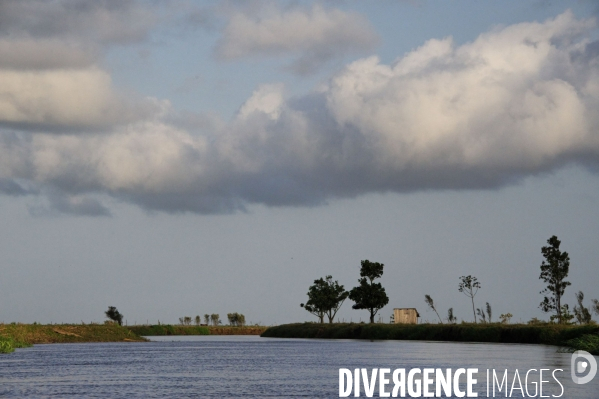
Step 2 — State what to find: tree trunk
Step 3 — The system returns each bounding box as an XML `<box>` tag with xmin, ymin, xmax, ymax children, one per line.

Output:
<box><xmin>556</xmin><ymin>294</ymin><xmax>561</xmax><ymax>324</ymax></box>
<box><xmin>370</xmin><ymin>312</ymin><xmax>375</xmax><ymax>323</ymax></box>
<box><xmin>471</xmin><ymin>297</ymin><xmax>477</xmax><ymax>323</ymax></box>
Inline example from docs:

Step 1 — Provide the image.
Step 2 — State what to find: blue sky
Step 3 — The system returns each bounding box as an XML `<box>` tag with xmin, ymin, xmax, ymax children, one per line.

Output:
<box><xmin>0</xmin><ymin>0</ymin><xmax>597</xmax><ymax>325</ymax></box>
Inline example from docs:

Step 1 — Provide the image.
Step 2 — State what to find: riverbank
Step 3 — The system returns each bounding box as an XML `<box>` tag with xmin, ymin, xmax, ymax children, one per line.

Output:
<box><xmin>0</xmin><ymin>323</ymin><xmax>269</xmax><ymax>350</ymax></box>
<box><xmin>0</xmin><ymin>323</ymin><xmax>146</xmax><ymax>345</ymax></box>
<box><xmin>127</xmin><ymin>325</ymin><xmax>268</xmax><ymax>336</ymax></box>
<box><xmin>261</xmin><ymin>322</ymin><xmax>599</xmax><ymax>353</ymax></box>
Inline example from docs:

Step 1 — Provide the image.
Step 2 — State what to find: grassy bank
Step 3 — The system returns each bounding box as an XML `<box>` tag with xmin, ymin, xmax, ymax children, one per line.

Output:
<box><xmin>127</xmin><ymin>325</ymin><xmax>268</xmax><ymax>336</ymax></box>
<box><xmin>0</xmin><ymin>335</ymin><xmax>32</xmax><ymax>353</ymax></box>
<box><xmin>261</xmin><ymin>323</ymin><xmax>599</xmax><ymax>353</ymax></box>
<box><xmin>0</xmin><ymin>323</ymin><xmax>146</xmax><ymax>346</ymax></box>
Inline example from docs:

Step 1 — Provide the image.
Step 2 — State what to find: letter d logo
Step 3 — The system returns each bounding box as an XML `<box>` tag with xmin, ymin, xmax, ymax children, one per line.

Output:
<box><xmin>571</xmin><ymin>350</ymin><xmax>597</xmax><ymax>384</ymax></box>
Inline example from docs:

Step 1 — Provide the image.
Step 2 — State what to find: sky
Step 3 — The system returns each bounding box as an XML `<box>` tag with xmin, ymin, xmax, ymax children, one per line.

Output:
<box><xmin>0</xmin><ymin>0</ymin><xmax>598</xmax><ymax>326</ymax></box>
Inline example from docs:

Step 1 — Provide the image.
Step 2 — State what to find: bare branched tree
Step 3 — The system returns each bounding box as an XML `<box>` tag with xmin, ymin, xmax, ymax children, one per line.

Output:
<box><xmin>459</xmin><ymin>275</ymin><xmax>481</xmax><ymax>323</ymax></box>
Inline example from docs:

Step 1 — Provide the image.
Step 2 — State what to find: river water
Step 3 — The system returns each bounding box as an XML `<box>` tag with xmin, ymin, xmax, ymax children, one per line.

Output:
<box><xmin>0</xmin><ymin>335</ymin><xmax>596</xmax><ymax>398</ymax></box>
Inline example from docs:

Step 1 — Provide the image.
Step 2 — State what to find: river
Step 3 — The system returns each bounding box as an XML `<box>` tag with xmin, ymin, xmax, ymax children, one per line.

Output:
<box><xmin>0</xmin><ymin>335</ymin><xmax>596</xmax><ymax>398</ymax></box>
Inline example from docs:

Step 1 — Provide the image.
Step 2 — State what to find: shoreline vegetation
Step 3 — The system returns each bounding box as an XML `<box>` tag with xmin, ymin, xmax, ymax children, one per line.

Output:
<box><xmin>2</xmin><ymin>322</ymin><xmax>596</xmax><ymax>355</ymax></box>
<box><xmin>0</xmin><ymin>323</ymin><xmax>269</xmax><ymax>352</ymax></box>
<box><xmin>260</xmin><ymin>323</ymin><xmax>599</xmax><ymax>355</ymax></box>
<box><xmin>127</xmin><ymin>325</ymin><xmax>268</xmax><ymax>336</ymax></box>
<box><xmin>0</xmin><ymin>323</ymin><xmax>146</xmax><ymax>349</ymax></box>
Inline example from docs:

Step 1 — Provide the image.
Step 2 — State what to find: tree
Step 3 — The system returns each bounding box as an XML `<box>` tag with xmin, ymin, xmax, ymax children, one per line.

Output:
<box><xmin>424</xmin><ymin>294</ymin><xmax>443</xmax><ymax>324</ymax></box>
<box><xmin>227</xmin><ymin>313</ymin><xmax>246</xmax><ymax>326</ymax></box>
<box><xmin>301</xmin><ymin>302</ymin><xmax>324</xmax><ymax>323</ymax></box>
<box><xmin>446</xmin><ymin>308</ymin><xmax>457</xmax><ymax>324</ymax></box>
<box><xmin>593</xmin><ymin>299</ymin><xmax>599</xmax><ymax>316</ymax></box>
<box><xmin>486</xmin><ymin>302</ymin><xmax>492</xmax><ymax>323</ymax></box>
<box><xmin>105</xmin><ymin>306</ymin><xmax>123</xmax><ymax>326</ymax></box>
<box><xmin>458</xmin><ymin>275</ymin><xmax>481</xmax><ymax>323</ymax></box>
<box><xmin>204</xmin><ymin>314</ymin><xmax>210</xmax><ymax>325</ymax></box>
<box><xmin>210</xmin><ymin>314</ymin><xmax>220</xmax><ymax>326</ymax></box>
<box><xmin>301</xmin><ymin>275</ymin><xmax>348</xmax><ymax>324</ymax></box>
<box><xmin>348</xmin><ymin>260</ymin><xmax>389</xmax><ymax>323</ymax></box>
<box><xmin>573</xmin><ymin>292</ymin><xmax>592</xmax><ymax>324</ymax></box>
<box><xmin>195</xmin><ymin>315</ymin><xmax>201</xmax><ymax>326</ymax></box>
<box><xmin>539</xmin><ymin>235</ymin><xmax>571</xmax><ymax>324</ymax></box>
<box><xmin>499</xmin><ymin>313</ymin><xmax>513</xmax><ymax>324</ymax></box>
<box><xmin>551</xmin><ymin>304</ymin><xmax>575</xmax><ymax>324</ymax></box>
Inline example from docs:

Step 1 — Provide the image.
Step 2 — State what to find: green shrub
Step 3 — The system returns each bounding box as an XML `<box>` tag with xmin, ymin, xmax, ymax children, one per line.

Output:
<box><xmin>565</xmin><ymin>334</ymin><xmax>599</xmax><ymax>355</ymax></box>
<box><xmin>0</xmin><ymin>338</ymin><xmax>14</xmax><ymax>353</ymax></box>
<box><xmin>0</xmin><ymin>336</ymin><xmax>31</xmax><ymax>354</ymax></box>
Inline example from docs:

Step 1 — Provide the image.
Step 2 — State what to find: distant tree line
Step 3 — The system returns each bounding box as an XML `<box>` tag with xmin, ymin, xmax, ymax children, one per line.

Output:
<box><xmin>103</xmin><ymin>312</ymin><xmax>248</xmax><ymax>327</ymax></box>
<box><xmin>301</xmin><ymin>235</ymin><xmax>598</xmax><ymax>325</ymax></box>
<box><xmin>172</xmin><ymin>313</ymin><xmax>246</xmax><ymax>326</ymax></box>
<box><xmin>173</xmin><ymin>314</ymin><xmax>248</xmax><ymax>326</ymax></box>
<box><xmin>425</xmin><ymin>235</ymin><xmax>597</xmax><ymax>325</ymax></box>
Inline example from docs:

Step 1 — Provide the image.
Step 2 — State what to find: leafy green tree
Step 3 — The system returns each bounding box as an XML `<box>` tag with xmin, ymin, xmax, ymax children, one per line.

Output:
<box><xmin>593</xmin><ymin>299</ymin><xmax>599</xmax><ymax>316</ymax></box>
<box><xmin>424</xmin><ymin>294</ymin><xmax>443</xmax><ymax>324</ymax></box>
<box><xmin>573</xmin><ymin>291</ymin><xmax>592</xmax><ymax>324</ymax></box>
<box><xmin>539</xmin><ymin>235</ymin><xmax>571</xmax><ymax>324</ymax></box>
<box><xmin>195</xmin><ymin>315</ymin><xmax>201</xmax><ymax>326</ymax></box>
<box><xmin>210</xmin><ymin>314</ymin><xmax>220</xmax><ymax>326</ymax></box>
<box><xmin>227</xmin><ymin>313</ymin><xmax>246</xmax><ymax>326</ymax></box>
<box><xmin>105</xmin><ymin>306</ymin><xmax>123</xmax><ymax>326</ymax></box>
<box><xmin>458</xmin><ymin>275</ymin><xmax>481</xmax><ymax>323</ymax></box>
<box><xmin>204</xmin><ymin>314</ymin><xmax>210</xmax><ymax>325</ymax></box>
<box><xmin>348</xmin><ymin>260</ymin><xmax>389</xmax><ymax>323</ymax></box>
<box><xmin>301</xmin><ymin>275</ymin><xmax>348</xmax><ymax>323</ymax></box>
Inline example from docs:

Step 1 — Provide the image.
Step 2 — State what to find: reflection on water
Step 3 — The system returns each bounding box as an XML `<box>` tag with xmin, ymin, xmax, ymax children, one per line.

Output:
<box><xmin>0</xmin><ymin>336</ymin><xmax>595</xmax><ymax>398</ymax></box>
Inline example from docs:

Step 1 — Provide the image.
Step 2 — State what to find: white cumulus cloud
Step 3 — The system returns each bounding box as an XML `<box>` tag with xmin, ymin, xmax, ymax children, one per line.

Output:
<box><xmin>1</xmin><ymin>10</ymin><xmax>599</xmax><ymax>215</ymax></box>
